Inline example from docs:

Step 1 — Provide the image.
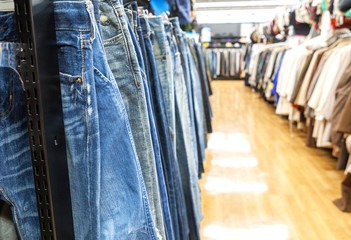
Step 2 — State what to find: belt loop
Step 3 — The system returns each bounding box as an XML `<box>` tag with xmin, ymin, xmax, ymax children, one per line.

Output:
<box><xmin>85</xmin><ymin>1</ymin><xmax>97</xmax><ymax>41</ymax></box>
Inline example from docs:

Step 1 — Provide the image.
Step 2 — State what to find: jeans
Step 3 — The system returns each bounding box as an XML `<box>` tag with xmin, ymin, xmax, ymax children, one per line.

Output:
<box><xmin>57</xmin><ymin>0</ymin><xmax>158</xmax><ymax>239</ymax></box>
<box><xmin>139</xmin><ymin>16</ymin><xmax>175</xmax><ymax>240</ymax></box>
<box><xmin>143</xmin><ymin>16</ymin><xmax>186</xmax><ymax>240</ymax></box>
<box><xmin>98</xmin><ymin>1</ymin><xmax>164</xmax><ymax>239</ymax></box>
<box><xmin>170</xmin><ymin>19</ymin><xmax>202</xmax><ymax>239</ymax></box>
<box><xmin>0</xmin><ymin>12</ymin><xmax>41</xmax><ymax>240</ymax></box>
<box><xmin>186</xmin><ymin>40</ymin><xmax>206</xmax><ymax>164</ymax></box>
<box><xmin>148</xmin><ymin>17</ymin><xmax>176</xmax><ymax>143</ymax></box>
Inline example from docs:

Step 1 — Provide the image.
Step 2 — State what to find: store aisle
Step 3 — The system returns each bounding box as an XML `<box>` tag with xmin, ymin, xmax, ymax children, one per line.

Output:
<box><xmin>200</xmin><ymin>81</ymin><xmax>351</xmax><ymax>240</ymax></box>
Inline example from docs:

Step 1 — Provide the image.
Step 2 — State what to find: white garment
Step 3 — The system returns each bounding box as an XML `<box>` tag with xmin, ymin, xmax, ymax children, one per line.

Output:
<box><xmin>317</xmin><ymin>45</ymin><xmax>351</xmax><ymax>120</ymax></box>
<box><xmin>286</xmin><ymin>48</ymin><xmax>311</xmax><ymax>102</ymax></box>
<box><xmin>308</xmin><ymin>50</ymin><xmax>340</xmax><ymax>110</ymax></box>
<box><xmin>0</xmin><ymin>0</ymin><xmax>14</xmax><ymax>11</ymax></box>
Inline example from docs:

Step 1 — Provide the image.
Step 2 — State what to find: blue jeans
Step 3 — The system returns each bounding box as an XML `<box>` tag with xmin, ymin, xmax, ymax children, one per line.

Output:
<box><xmin>148</xmin><ymin>17</ymin><xmax>176</xmax><ymax>144</ymax></box>
<box><xmin>169</xmin><ymin>19</ymin><xmax>202</xmax><ymax>239</ymax></box>
<box><xmin>185</xmin><ymin>39</ymin><xmax>207</xmax><ymax>167</ymax></box>
<box><xmin>139</xmin><ymin>15</ymin><xmax>175</xmax><ymax>240</ymax></box>
<box><xmin>0</xmin><ymin>12</ymin><xmax>41</xmax><ymax>240</ymax></box>
<box><xmin>56</xmin><ymin>0</ymin><xmax>158</xmax><ymax>239</ymax></box>
<box><xmin>170</xmin><ymin>18</ymin><xmax>200</xmax><ymax>175</ymax></box>
<box><xmin>98</xmin><ymin>1</ymin><xmax>165</xmax><ymax>239</ymax></box>
<box><xmin>142</xmin><ymin>16</ymin><xmax>187</xmax><ymax>240</ymax></box>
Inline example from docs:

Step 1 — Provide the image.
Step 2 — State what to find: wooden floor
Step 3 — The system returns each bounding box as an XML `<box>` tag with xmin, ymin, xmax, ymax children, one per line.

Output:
<box><xmin>199</xmin><ymin>81</ymin><xmax>351</xmax><ymax>240</ymax></box>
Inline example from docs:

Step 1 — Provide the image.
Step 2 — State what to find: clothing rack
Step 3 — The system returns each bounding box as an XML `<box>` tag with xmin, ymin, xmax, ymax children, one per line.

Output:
<box><xmin>13</xmin><ymin>0</ymin><xmax>75</xmax><ymax>239</ymax></box>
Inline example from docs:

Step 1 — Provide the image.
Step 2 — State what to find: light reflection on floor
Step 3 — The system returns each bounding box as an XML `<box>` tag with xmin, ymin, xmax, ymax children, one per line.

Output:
<box><xmin>207</xmin><ymin>132</ymin><xmax>252</xmax><ymax>153</ymax></box>
<box><xmin>211</xmin><ymin>156</ymin><xmax>258</xmax><ymax>168</ymax></box>
<box><xmin>204</xmin><ymin>176</ymin><xmax>268</xmax><ymax>194</ymax></box>
<box><xmin>203</xmin><ymin>224</ymin><xmax>290</xmax><ymax>240</ymax></box>
<box><xmin>203</xmin><ymin>131</ymin><xmax>289</xmax><ymax>237</ymax></box>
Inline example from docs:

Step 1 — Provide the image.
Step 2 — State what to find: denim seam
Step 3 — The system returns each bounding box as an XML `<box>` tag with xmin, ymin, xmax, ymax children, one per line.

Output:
<box><xmin>80</xmin><ymin>30</ymin><xmax>93</xmax><ymax>240</ymax></box>
<box><xmin>0</xmin><ymin>67</ymin><xmax>14</xmax><ymax>119</ymax></box>
<box><xmin>80</xmin><ymin>31</ymin><xmax>90</xmax><ymax>146</ymax></box>
<box><xmin>110</xmin><ymin>0</ymin><xmax>139</xmax><ymax>88</ymax></box>
<box><xmin>93</xmin><ymin>67</ymin><xmax>111</xmax><ymax>84</ymax></box>
<box><xmin>55</xmin><ymin>27</ymin><xmax>91</xmax><ymax>31</ymax></box>
<box><xmin>0</xmin><ymin>185</ymin><xmax>24</xmax><ymax>240</ymax></box>
<box><xmin>103</xmin><ymin>34</ymin><xmax>124</xmax><ymax>46</ymax></box>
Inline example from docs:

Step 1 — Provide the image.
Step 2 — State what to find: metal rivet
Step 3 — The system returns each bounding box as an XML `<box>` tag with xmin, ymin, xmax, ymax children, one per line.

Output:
<box><xmin>76</xmin><ymin>77</ymin><xmax>82</xmax><ymax>84</ymax></box>
<box><xmin>100</xmin><ymin>15</ymin><xmax>108</xmax><ymax>22</ymax></box>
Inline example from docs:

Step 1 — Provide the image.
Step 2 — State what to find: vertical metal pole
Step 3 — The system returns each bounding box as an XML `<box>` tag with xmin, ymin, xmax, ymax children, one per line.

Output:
<box><xmin>14</xmin><ymin>0</ymin><xmax>75</xmax><ymax>239</ymax></box>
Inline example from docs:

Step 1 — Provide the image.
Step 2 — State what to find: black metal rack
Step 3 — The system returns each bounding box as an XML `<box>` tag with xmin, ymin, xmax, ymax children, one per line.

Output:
<box><xmin>13</xmin><ymin>0</ymin><xmax>75</xmax><ymax>239</ymax></box>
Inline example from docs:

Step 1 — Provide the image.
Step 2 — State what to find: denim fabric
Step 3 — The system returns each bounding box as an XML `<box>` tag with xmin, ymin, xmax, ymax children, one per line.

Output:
<box><xmin>0</xmin><ymin>13</ymin><xmax>41</xmax><ymax>239</ymax></box>
<box><xmin>170</xmin><ymin>27</ymin><xmax>202</xmax><ymax>239</ymax></box>
<box><xmin>195</xmin><ymin>44</ymin><xmax>213</xmax><ymax>134</ymax></box>
<box><xmin>163</xmin><ymin>22</ymin><xmax>177</xmax><ymax>148</ymax></box>
<box><xmin>98</xmin><ymin>1</ymin><xmax>165</xmax><ymax>239</ymax></box>
<box><xmin>148</xmin><ymin>17</ymin><xmax>176</xmax><ymax>143</ymax></box>
<box><xmin>186</xmin><ymin>40</ymin><xmax>206</xmax><ymax>164</ymax></box>
<box><xmin>124</xmin><ymin>2</ymin><xmax>138</xmax><ymax>39</ymax></box>
<box><xmin>182</xmin><ymin>36</ymin><xmax>205</xmax><ymax>175</ymax></box>
<box><xmin>170</xmin><ymin>18</ymin><xmax>199</xmax><ymax>178</ymax></box>
<box><xmin>54</xmin><ymin>1</ymin><xmax>102</xmax><ymax>238</ymax></box>
<box><xmin>56</xmin><ymin>1</ymin><xmax>159</xmax><ymax>239</ymax></box>
<box><xmin>167</xmin><ymin>26</ymin><xmax>191</xmax><ymax>240</ymax></box>
<box><xmin>139</xmin><ymin>16</ymin><xmax>175</xmax><ymax>240</ymax></box>
<box><xmin>142</xmin><ymin>75</ymin><xmax>175</xmax><ymax>240</ymax></box>
<box><xmin>142</xmin><ymin>16</ymin><xmax>183</xmax><ymax>240</ymax></box>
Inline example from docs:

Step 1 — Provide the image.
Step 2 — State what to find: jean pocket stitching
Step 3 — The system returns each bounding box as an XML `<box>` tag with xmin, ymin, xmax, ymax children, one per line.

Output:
<box><xmin>93</xmin><ymin>67</ymin><xmax>112</xmax><ymax>84</ymax></box>
<box><xmin>103</xmin><ymin>34</ymin><xmax>124</xmax><ymax>46</ymax></box>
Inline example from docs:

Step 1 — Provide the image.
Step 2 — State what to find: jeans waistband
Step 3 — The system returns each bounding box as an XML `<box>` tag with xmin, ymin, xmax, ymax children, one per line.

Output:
<box><xmin>124</xmin><ymin>1</ymin><xmax>138</xmax><ymax>12</ymax></box>
<box><xmin>54</xmin><ymin>1</ymin><xmax>96</xmax><ymax>30</ymax></box>
<box><xmin>101</xmin><ymin>0</ymin><xmax>124</xmax><ymax>13</ymax></box>
<box><xmin>147</xmin><ymin>16</ymin><xmax>165</xmax><ymax>32</ymax></box>
<box><xmin>169</xmin><ymin>17</ymin><xmax>183</xmax><ymax>37</ymax></box>
<box><xmin>140</xmin><ymin>15</ymin><xmax>152</xmax><ymax>38</ymax></box>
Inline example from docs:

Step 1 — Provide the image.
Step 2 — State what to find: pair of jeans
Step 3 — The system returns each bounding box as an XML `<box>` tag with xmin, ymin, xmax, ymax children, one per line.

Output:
<box><xmin>143</xmin><ymin>16</ymin><xmax>184</xmax><ymax>240</ymax></box>
<box><xmin>98</xmin><ymin>1</ymin><xmax>165</xmax><ymax>239</ymax></box>
<box><xmin>164</xmin><ymin>21</ymin><xmax>190</xmax><ymax>238</ymax></box>
<box><xmin>148</xmin><ymin>17</ymin><xmax>176</xmax><ymax>144</ymax></box>
<box><xmin>170</xmin><ymin>18</ymin><xmax>202</xmax><ymax>178</ymax></box>
<box><xmin>57</xmin><ymin>0</ymin><xmax>158</xmax><ymax>239</ymax></box>
<box><xmin>169</xmin><ymin>18</ymin><xmax>202</xmax><ymax>239</ymax></box>
<box><xmin>0</xmin><ymin>12</ymin><xmax>41</xmax><ymax>240</ymax></box>
<box><xmin>139</xmin><ymin>15</ymin><xmax>175</xmax><ymax>240</ymax></box>
<box><xmin>185</xmin><ymin>39</ymin><xmax>206</xmax><ymax>165</ymax></box>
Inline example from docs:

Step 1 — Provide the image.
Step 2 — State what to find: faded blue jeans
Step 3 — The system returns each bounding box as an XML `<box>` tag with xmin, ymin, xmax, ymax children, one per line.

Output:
<box><xmin>169</xmin><ymin>19</ymin><xmax>202</xmax><ymax>239</ymax></box>
<box><xmin>139</xmin><ymin>15</ymin><xmax>176</xmax><ymax>240</ymax></box>
<box><xmin>98</xmin><ymin>1</ymin><xmax>165</xmax><ymax>239</ymax></box>
<box><xmin>148</xmin><ymin>17</ymin><xmax>176</xmax><ymax>144</ymax></box>
<box><xmin>0</xmin><ymin>12</ymin><xmax>41</xmax><ymax>240</ymax></box>
<box><xmin>56</xmin><ymin>0</ymin><xmax>158</xmax><ymax>239</ymax></box>
<box><xmin>142</xmin><ymin>16</ymin><xmax>188</xmax><ymax>240</ymax></box>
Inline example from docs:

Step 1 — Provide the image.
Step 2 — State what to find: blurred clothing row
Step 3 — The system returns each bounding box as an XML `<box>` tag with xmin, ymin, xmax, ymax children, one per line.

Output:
<box><xmin>0</xmin><ymin>0</ymin><xmax>212</xmax><ymax>239</ymax></box>
<box><xmin>246</xmin><ymin>28</ymin><xmax>351</xmax><ymax>170</ymax></box>
<box><xmin>206</xmin><ymin>48</ymin><xmax>244</xmax><ymax>79</ymax></box>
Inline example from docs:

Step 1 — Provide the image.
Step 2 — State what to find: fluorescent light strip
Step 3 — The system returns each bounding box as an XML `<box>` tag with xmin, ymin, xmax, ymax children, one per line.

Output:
<box><xmin>195</xmin><ymin>0</ymin><xmax>299</xmax><ymax>8</ymax></box>
<box><xmin>196</xmin><ymin>9</ymin><xmax>277</xmax><ymax>24</ymax></box>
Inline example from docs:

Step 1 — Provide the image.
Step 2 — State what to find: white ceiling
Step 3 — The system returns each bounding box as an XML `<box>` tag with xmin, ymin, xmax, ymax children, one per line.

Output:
<box><xmin>195</xmin><ymin>0</ymin><xmax>300</xmax><ymax>24</ymax></box>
